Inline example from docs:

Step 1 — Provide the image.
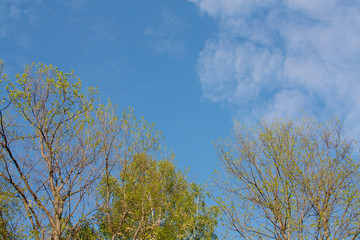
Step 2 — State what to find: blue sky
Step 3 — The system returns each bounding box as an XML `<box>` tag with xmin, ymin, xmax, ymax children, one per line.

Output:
<box><xmin>1</xmin><ymin>0</ymin><xmax>360</xmax><ymax>184</ymax></box>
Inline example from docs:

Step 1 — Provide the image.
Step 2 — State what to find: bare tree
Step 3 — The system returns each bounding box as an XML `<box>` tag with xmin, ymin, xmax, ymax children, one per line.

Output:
<box><xmin>214</xmin><ymin>117</ymin><xmax>360</xmax><ymax>239</ymax></box>
<box><xmin>0</xmin><ymin>63</ymin><xmax>108</xmax><ymax>239</ymax></box>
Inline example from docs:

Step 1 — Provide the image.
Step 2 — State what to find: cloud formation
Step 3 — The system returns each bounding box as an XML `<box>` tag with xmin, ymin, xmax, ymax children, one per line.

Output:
<box><xmin>190</xmin><ymin>0</ymin><xmax>360</xmax><ymax>130</ymax></box>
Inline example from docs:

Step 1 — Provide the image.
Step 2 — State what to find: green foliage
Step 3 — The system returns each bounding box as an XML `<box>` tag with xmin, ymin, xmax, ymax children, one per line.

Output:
<box><xmin>0</xmin><ymin>61</ymin><xmax>103</xmax><ymax>239</ymax></box>
<box><xmin>98</xmin><ymin>153</ymin><xmax>218</xmax><ymax>239</ymax></box>
<box><xmin>96</xmin><ymin>112</ymin><xmax>218</xmax><ymax>240</ymax></box>
<box><xmin>63</xmin><ymin>220</ymin><xmax>100</xmax><ymax>240</ymax></box>
<box><xmin>0</xmin><ymin>60</ymin><xmax>218</xmax><ymax>239</ymax></box>
<box><xmin>0</xmin><ymin>59</ymin><xmax>8</xmax><ymax>105</ymax></box>
<box><xmin>214</xmin><ymin>116</ymin><xmax>360</xmax><ymax>239</ymax></box>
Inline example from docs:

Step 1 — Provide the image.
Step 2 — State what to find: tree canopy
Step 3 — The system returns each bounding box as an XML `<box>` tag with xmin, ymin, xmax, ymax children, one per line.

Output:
<box><xmin>4</xmin><ymin>59</ymin><xmax>360</xmax><ymax>240</ymax></box>
<box><xmin>97</xmin><ymin>153</ymin><xmax>218</xmax><ymax>239</ymax></box>
<box><xmin>0</xmin><ymin>60</ymin><xmax>218</xmax><ymax>239</ymax></box>
<box><xmin>213</xmin><ymin>117</ymin><xmax>360</xmax><ymax>239</ymax></box>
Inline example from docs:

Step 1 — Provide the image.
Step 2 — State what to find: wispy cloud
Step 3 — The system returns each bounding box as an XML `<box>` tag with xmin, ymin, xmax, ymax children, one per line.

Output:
<box><xmin>65</xmin><ymin>14</ymin><xmax>121</xmax><ymax>47</ymax></box>
<box><xmin>0</xmin><ymin>0</ymin><xmax>43</xmax><ymax>42</ymax></box>
<box><xmin>88</xmin><ymin>16</ymin><xmax>120</xmax><ymax>42</ymax></box>
<box><xmin>0</xmin><ymin>0</ymin><xmax>20</xmax><ymax>38</ymax></box>
<box><xmin>145</xmin><ymin>9</ymin><xmax>185</xmax><ymax>58</ymax></box>
<box><xmin>71</xmin><ymin>0</ymin><xmax>88</xmax><ymax>9</ymax></box>
<box><xmin>190</xmin><ymin>0</ymin><xmax>360</xmax><ymax>130</ymax></box>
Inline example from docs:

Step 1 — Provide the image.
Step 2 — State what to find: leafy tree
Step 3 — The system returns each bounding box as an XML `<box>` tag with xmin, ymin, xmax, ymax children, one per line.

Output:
<box><xmin>0</xmin><ymin>60</ymin><xmax>219</xmax><ymax>239</ymax></box>
<box><xmin>0</xmin><ymin>59</ymin><xmax>25</xmax><ymax>239</ymax></box>
<box><xmin>98</xmin><ymin>153</ymin><xmax>218</xmax><ymax>240</ymax></box>
<box><xmin>214</xmin><ymin>117</ymin><xmax>360</xmax><ymax>239</ymax></box>
<box><xmin>97</xmin><ymin>113</ymin><xmax>218</xmax><ymax>240</ymax></box>
<box><xmin>0</xmin><ymin>62</ymin><xmax>107</xmax><ymax>239</ymax></box>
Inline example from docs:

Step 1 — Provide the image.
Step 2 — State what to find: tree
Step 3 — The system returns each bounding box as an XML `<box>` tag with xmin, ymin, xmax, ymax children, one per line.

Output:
<box><xmin>0</xmin><ymin>60</ymin><xmax>219</xmax><ymax>239</ymax></box>
<box><xmin>96</xmin><ymin>112</ymin><xmax>219</xmax><ymax>240</ymax></box>
<box><xmin>0</xmin><ymin>62</ymin><xmax>107</xmax><ymax>239</ymax></box>
<box><xmin>213</xmin><ymin>117</ymin><xmax>360</xmax><ymax>239</ymax></box>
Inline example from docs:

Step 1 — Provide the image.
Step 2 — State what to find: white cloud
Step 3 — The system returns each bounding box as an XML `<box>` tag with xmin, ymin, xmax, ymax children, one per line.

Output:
<box><xmin>190</xmin><ymin>0</ymin><xmax>360</xmax><ymax>132</ymax></box>
<box><xmin>198</xmin><ymin>39</ymin><xmax>283</xmax><ymax>104</ymax></box>
<box><xmin>259</xmin><ymin>89</ymin><xmax>309</xmax><ymax>122</ymax></box>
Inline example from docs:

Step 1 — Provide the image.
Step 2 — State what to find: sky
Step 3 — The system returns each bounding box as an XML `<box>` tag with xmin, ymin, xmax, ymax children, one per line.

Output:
<box><xmin>1</xmin><ymin>0</ymin><xmax>360</xmax><ymax>185</ymax></box>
